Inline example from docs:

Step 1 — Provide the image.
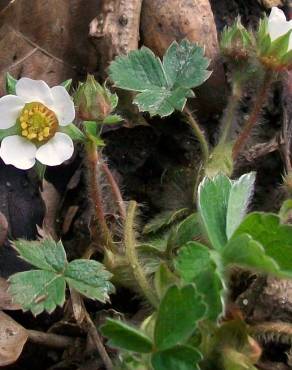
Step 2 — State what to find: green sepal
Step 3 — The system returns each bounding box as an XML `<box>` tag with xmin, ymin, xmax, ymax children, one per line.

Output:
<box><xmin>35</xmin><ymin>161</ymin><xmax>46</xmax><ymax>181</ymax></box>
<box><xmin>59</xmin><ymin>123</ymin><xmax>85</xmax><ymax>141</ymax></box>
<box><xmin>268</xmin><ymin>29</ymin><xmax>292</xmax><ymax>58</ymax></box>
<box><xmin>84</xmin><ymin>121</ymin><xmax>105</xmax><ymax>147</ymax></box>
<box><xmin>61</xmin><ymin>79</ymin><xmax>73</xmax><ymax>92</ymax></box>
<box><xmin>5</xmin><ymin>72</ymin><xmax>17</xmax><ymax>94</ymax></box>
<box><xmin>102</xmin><ymin>114</ymin><xmax>123</xmax><ymax>125</ymax></box>
<box><xmin>0</xmin><ymin>125</ymin><xmax>19</xmax><ymax>140</ymax></box>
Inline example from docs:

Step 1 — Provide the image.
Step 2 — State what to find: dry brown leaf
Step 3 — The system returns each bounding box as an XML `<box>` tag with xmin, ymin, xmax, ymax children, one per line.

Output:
<box><xmin>0</xmin><ymin>311</ymin><xmax>28</xmax><ymax>366</ymax></box>
<box><xmin>62</xmin><ymin>205</ymin><xmax>79</xmax><ymax>235</ymax></box>
<box><xmin>0</xmin><ymin>278</ymin><xmax>20</xmax><ymax>310</ymax></box>
<box><xmin>40</xmin><ymin>180</ymin><xmax>61</xmax><ymax>241</ymax></box>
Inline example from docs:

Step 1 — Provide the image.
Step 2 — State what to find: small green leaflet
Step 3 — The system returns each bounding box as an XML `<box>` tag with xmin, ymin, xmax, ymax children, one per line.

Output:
<box><xmin>198</xmin><ymin>172</ymin><xmax>255</xmax><ymax>251</ymax></box>
<box><xmin>100</xmin><ymin>318</ymin><xmax>153</xmax><ymax>353</ymax></box>
<box><xmin>9</xmin><ymin>239</ymin><xmax>114</xmax><ymax>315</ymax></box>
<box><xmin>109</xmin><ymin>40</ymin><xmax>211</xmax><ymax>117</ymax></box>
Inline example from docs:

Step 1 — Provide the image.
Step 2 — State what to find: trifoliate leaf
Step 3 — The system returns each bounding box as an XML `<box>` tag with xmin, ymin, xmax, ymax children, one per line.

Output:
<box><xmin>5</xmin><ymin>73</ymin><xmax>17</xmax><ymax>95</ymax></box>
<box><xmin>64</xmin><ymin>259</ymin><xmax>114</xmax><ymax>302</ymax></box>
<box><xmin>9</xmin><ymin>270</ymin><xmax>66</xmax><ymax>316</ymax></box>
<box><xmin>154</xmin><ymin>284</ymin><xmax>206</xmax><ymax>351</ymax></box>
<box><xmin>232</xmin><ymin>212</ymin><xmax>292</xmax><ymax>277</ymax></box>
<box><xmin>151</xmin><ymin>345</ymin><xmax>202</xmax><ymax>370</ymax></box>
<box><xmin>9</xmin><ymin>239</ymin><xmax>114</xmax><ymax>315</ymax></box>
<box><xmin>109</xmin><ymin>40</ymin><xmax>210</xmax><ymax>117</ymax></box>
<box><xmin>175</xmin><ymin>242</ymin><xmax>224</xmax><ymax>321</ymax></box>
<box><xmin>100</xmin><ymin>318</ymin><xmax>153</xmax><ymax>353</ymax></box>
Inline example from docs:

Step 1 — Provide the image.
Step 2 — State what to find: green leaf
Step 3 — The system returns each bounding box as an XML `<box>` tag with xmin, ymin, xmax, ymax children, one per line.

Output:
<box><xmin>154</xmin><ymin>263</ymin><xmax>179</xmax><ymax>298</ymax></box>
<box><xmin>154</xmin><ymin>284</ymin><xmax>206</xmax><ymax>350</ymax></box>
<box><xmin>222</xmin><ymin>234</ymin><xmax>279</xmax><ymax>274</ymax></box>
<box><xmin>61</xmin><ymin>79</ymin><xmax>72</xmax><ymax>91</ymax></box>
<box><xmin>9</xmin><ymin>270</ymin><xmax>66</xmax><ymax>315</ymax></box>
<box><xmin>9</xmin><ymin>239</ymin><xmax>114</xmax><ymax>315</ymax></box>
<box><xmin>198</xmin><ymin>174</ymin><xmax>232</xmax><ymax>250</ymax></box>
<box><xmin>59</xmin><ymin>123</ymin><xmax>85</xmax><ymax>141</ymax></box>
<box><xmin>168</xmin><ymin>213</ymin><xmax>201</xmax><ymax>249</ymax></box>
<box><xmin>109</xmin><ymin>40</ymin><xmax>210</xmax><ymax>117</ymax></box>
<box><xmin>100</xmin><ymin>318</ymin><xmax>153</xmax><ymax>353</ymax></box>
<box><xmin>102</xmin><ymin>114</ymin><xmax>122</xmax><ymax>125</ymax></box>
<box><xmin>175</xmin><ymin>242</ymin><xmax>224</xmax><ymax>321</ymax></box>
<box><xmin>13</xmin><ymin>239</ymin><xmax>67</xmax><ymax>272</ymax></box>
<box><xmin>226</xmin><ymin>172</ymin><xmax>255</xmax><ymax>239</ymax></box>
<box><xmin>151</xmin><ymin>345</ymin><xmax>202</xmax><ymax>370</ymax></box>
<box><xmin>233</xmin><ymin>212</ymin><xmax>292</xmax><ymax>277</ymax></box>
<box><xmin>143</xmin><ymin>208</ymin><xmax>189</xmax><ymax>235</ymax></box>
<box><xmin>65</xmin><ymin>259</ymin><xmax>114</xmax><ymax>302</ymax></box>
<box><xmin>163</xmin><ymin>39</ymin><xmax>211</xmax><ymax>89</ymax></box>
<box><xmin>5</xmin><ymin>73</ymin><xmax>17</xmax><ymax>94</ymax></box>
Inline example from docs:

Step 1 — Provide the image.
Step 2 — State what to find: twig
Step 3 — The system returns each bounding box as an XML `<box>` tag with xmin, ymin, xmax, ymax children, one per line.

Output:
<box><xmin>101</xmin><ymin>161</ymin><xmax>126</xmax><ymax>221</ymax></box>
<box><xmin>124</xmin><ymin>201</ymin><xmax>159</xmax><ymax>308</ymax></box>
<box><xmin>27</xmin><ymin>330</ymin><xmax>76</xmax><ymax>349</ymax></box>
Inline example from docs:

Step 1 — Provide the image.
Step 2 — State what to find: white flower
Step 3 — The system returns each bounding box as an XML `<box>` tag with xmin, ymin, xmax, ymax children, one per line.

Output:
<box><xmin>268</xmin><ymin>7</ymin><xmax>292</xmax><ymax>51</ymax></box>
<box><xmin>0</xmin><ymin>78</ymin><xmax>75</xmax><ymax>170</ymax></box>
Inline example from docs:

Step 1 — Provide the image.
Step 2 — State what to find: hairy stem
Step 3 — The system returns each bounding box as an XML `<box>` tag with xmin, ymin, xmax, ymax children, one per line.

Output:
<box><xmin>184</xmin><ymin>106</ymin><xmax>209</xmax><ymax>167</ymax></box>
<box><xmin>232</xmin><ymin>71</ymin><xmax>273</xmax><ymax>160</ymax></box>
<box><xmin>219</xmin><ymin>88</ymin><xmax>242</xmax><ymax>145</ymax></box>
<box><xmin>124</xmin><ymin>201</ymin><xmax>159</xmax><ymax>308</ymax></box>
<box><xmin>101</xmin><ymin>161</ymin><xmax>126</xmax><ymax>221</ymax></box>
<box><xmin>86</xmin><ymin>142</ymin><xmax>116</xmax><ymax>253</ymax></box>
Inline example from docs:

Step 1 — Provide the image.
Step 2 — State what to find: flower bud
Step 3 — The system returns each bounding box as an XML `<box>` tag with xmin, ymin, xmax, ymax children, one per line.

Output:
<box><xmin>257</xmin><ymin>7</ymin><xmax>292</xmax><ymax>70</ymax></box>
<box><xmin>220</xmin><ymin>18</ymin><xmax>253</xmax><ymax>61</ymax></box>
<box><xmin>74</xmin><ymin>75</ymin><xmax>118</xmax><ymax>121</ymax></box>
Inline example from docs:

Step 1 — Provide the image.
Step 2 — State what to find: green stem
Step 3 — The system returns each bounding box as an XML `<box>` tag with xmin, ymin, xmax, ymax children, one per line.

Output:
<box><xmin>232</xmin><ymin>71</ymin><xmax>273</xmax><ymax>160</ymax></box>
<box><xmin>86</xmin><ymin>141</ymin><xmax>116</xmax><ymax>253</ymax></box>
<box><xmin>124</xmin><ymin>201</ymin><xmax>159</xmax><ymax>308</ymax></box>
<box><xmin>184</xmin><ymin>106</ymin><xmax>209</xmax><ymax>167</ymax></box>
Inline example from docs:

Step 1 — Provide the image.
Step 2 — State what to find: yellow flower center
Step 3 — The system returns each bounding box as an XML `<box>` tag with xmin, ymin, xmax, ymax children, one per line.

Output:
<box><xmin>19</xmin><ymin>102</ymin><xmax>58</xmax><ymax>143</ymax></box>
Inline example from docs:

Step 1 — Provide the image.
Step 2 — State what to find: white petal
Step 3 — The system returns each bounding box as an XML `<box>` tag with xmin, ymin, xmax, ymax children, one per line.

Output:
<box><xmin>0</xmin><ymin>135</ymin><xmax>36</xmax><ymax>170</ymax></box>
<box><xmin>16</xmin><ymin>78</ymin><xmax>54</xmax><ymax>106</ymax></box>
<box><xmin>0</xmin><ymin>95</ymin><xmax>25</xmax><ymax>129</ymax></box>
<box><xmin>36</xmin><ymin>132</ymin><xmax>74</xmax><ymax>166</ymax></box>
<box><xmin>50</xmin><ymin>86</ymin><xmax>75</xmax><ymax>126</ymax></box>
<box><xmin>268</xmin><ymin>7</ymin><xmax>292</xmax><ymax>41</ymax></box>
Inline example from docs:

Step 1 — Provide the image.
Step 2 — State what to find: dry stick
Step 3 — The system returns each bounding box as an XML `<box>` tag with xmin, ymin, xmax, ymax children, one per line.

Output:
<box><xmin>124</xmin><ymin>201</ymin><xmax>159</xmax><ymax>308</ymax></box>
<box><xmin>28</xmin><ymin>330</ymin><xmax>76</xmax><ymax>349</ymax></box>
<box><xmin>101</xmin><ymin>161</ymin><xmax>126</xmax><ymax>220</ymax></box>
<box><xmin>86</xmin><ymin>143</ymin><xmax>116</xmax><ymax>253</ymax></box>
<box><xmin>232</xmin><ymin>71</ymin><xmax>273</xmax><ymax>161</ymax></box>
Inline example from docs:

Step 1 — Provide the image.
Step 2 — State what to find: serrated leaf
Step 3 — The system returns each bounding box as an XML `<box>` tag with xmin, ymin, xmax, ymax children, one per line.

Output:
<box><xmin>154</xmin><ymin>285</ymin><xmax>206</xmax><ymax>350</ymax></box>
<box><xmin>233</xmin><ymin>212</ymin><xmax>292</xmax><ymax>277</ymax></box>
<box><xmin>100</xmin><ymin>318</ymin><xmax>153</xmax><ymax>353</ymax></box>
<box><xmin>109</xmin><ymin>40</ymin><xmax>210</xmax><ymax>117</ymax></box>
<box><xmin>163</xmin><ymin>39</ymin><xmax>211</xmax><ymax>89</ymax></box>
<box><xmin>175</xmin><ymin>242</ymin><xmax>224</xmax><ymax>321</ymax></box>
<box><xmin>151</xmin><ymin>345</ymin><xmax>202</xmax><ymax>370</ymax></box>
<box><xmin>9</xmin><ymin>270</ymin><xmax>66</xmax><ymax>315</ymax></box>
<box><xmin>5</xmin><ymin>73</ymin><xmax>17</xmax><ymax>94</ymax></box>
<box><xmin>143</xmin><ymin>208</ymin><xmax>189</xmax><ymax>235</ymax></box>
<box><xmin>65</xmin><ymin>259</ymin><xmax>114</xmax><ymax>302</ymax></box>
<box><xmin>13</xmin><ymin>239</ymin><xmax>67</xmax><ymax>272</ymax></box>
<box><xmin>154</xmin><ymin>263</ymin><xmax>179</xmax><ymax>298</ymax></box>
<box><xmin>226</xmin><ymin>172</ymin><xmax>256</xmax><ymax>239</ymax></box>
<box><xmin>198</xmin><ymin>174</ymin><xmax>232</xmax><ymax>250</ymax></box>
<box><xmin>222</xmin><ymin>234</ymin><xmax>279</xmax><ymax>274</ymax></box>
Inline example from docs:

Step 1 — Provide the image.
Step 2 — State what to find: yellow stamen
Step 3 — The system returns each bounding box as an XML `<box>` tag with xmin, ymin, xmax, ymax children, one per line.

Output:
<box><xmin>18</xmin><ymin>102</ymin><xmax>58</xmax><ymax>143</ymax></box>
